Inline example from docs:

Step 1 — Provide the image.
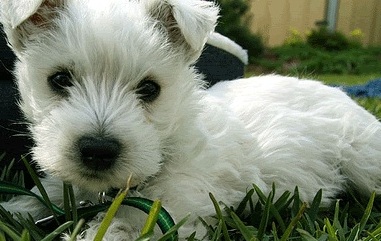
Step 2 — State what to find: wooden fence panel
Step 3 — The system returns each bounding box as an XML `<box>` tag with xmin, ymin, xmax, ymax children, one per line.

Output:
<box><xmin>337</xmin><ymin>0</ymin><xmax>381</xmax><ymax>46</ymax></box>
<box><xmin>248</xmin><ymin>0</ymin><xmax>326</xmax><ymax>46</ymax></box>
<box><xmin>248</xmin><ymin>0</ymin><xmax>381</xmax><ymax>47</ymax></box>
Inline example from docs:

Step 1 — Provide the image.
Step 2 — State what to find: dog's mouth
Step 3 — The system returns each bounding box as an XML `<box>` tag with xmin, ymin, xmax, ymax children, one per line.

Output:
<box><xmin>72</xmin><ymin>166</ymin><xmax>142</xmax><ymax>192</ymax></box>
<box><xmin>81</xmin><ymin>171</ymin><xmax>107</xmax><ymax>182</ymax></box>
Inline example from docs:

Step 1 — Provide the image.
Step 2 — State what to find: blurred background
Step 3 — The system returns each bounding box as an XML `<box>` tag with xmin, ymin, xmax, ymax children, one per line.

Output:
<box><xmin>215</xmin><ymin>0</ymin><xmax>381</xmax><ymax>75</ymax></box>
<box><xmin>214</xmin><ymin>0</ymin><xmax>381</xmax><ymax>121</ymax></box>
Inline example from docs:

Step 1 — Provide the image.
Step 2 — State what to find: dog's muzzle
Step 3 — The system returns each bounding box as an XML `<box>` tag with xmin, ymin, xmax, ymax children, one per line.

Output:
<box><xmin>78</xmin><ymin>136</ymin><xmax>121</xmax><ymax>171</ymax></box>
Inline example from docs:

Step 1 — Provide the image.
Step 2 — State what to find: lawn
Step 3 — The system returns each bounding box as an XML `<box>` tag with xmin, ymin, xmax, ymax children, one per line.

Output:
<box><xmin>314</xmin><ymin>74</ymin><xmax>380</xmax><ymax>86</ymax></box>
<box><xmin>245</xmin><ymin>69</ymin><xmax>379</xmax><ymax>86</ymax></box>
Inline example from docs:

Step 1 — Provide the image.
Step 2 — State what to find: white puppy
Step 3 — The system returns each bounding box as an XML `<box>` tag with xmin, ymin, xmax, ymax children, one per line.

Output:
<box><xmin>1</xmin><ymin>0</ymin><xmax>381</xmax><ymax>240</ymax></box>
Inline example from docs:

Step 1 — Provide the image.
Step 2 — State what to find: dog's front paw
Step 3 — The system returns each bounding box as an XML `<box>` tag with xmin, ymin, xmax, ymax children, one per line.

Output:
<box><xmin>72</xmin><ymin>212</ymin><xmax>143</xmax><ymax>241</ymax></box>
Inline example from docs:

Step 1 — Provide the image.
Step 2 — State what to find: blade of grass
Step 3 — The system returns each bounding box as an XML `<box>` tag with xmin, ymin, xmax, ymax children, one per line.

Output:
<box><xmin>359</xmin><ymin>192</ymin><xmax>375</xmax><ymax>233</ymax></box>
<box><xmin>332</xmin><ymin>200</ymin><xmax>345</xmax><ymax>241</ymax></box>
<box><xmin>253</xmin><ymin>184</ymin><xmax>267</xmax><ymax>205</ymax></box>
<box><xmin>157</xmin><ymin>214</ymin><xmax>190</xmax><ymax>241</ymax></box>
<box><xmin>291</xmin><ymin>187</ymin><xmax>301</xmax><ymax>217</ymax></box>
<box><xmin>40</xmin><ymin>221</ymin><xmax>74</xmax><ymax>241</ymax></box>
<box><xmin>21</xmin><ymin>157</ymin><xmax>59</xmax><ymax>222</ymax></box>
<box><xmin>0</xmin><ymin>231</ymin><xmax>6</xmax><ymax>241</ymax></box>
<box><xmin>134</xmin><ymin>232</ymin><xmax>154</xmax><ymax>241</ymax></box>
<box><xmin>186</xmin><ymin>231</ymin><xmax>196</xmax><ymax>241</ymax></box>
<box><xmin>364</xmin><ymin>225</ymin><xmax>381</xmax><ymax>241</ymax></box>
<box><xmin>93</xmin><ymin>175</ymin><xmax>132</xmax><ymax>241</ymax></box>
<box><xmin>69</xmin><ymin>218</ymin><xmax>85</xmax><ymax>241</ymax></box>
<box><xmin>198</xmin><ymin>217</ymin><xmax>215</xmax><ymax>237</ymax></box>
<box><xmin>0</xmin><ymin>205</ymin><xmax>24</xmax><ymax>233</ymax></box>
<box><xmin>0</xmin><ymin>221</ymin><xmax>21</xmax><ymax>241</ymax></box>
<box><xmin>15</xmin><ymin>214</ymin><xmax>45</xmax><ymax>240</ymax></box>
<box><xmin>324</xmin><ymin>218</ymin><xmax>339</xmax><ymax>241</ymax></box>
<box><xmin>211</xmin><ymin>219</ymin><xmax>223</xmax><ymax>241</ymax></box>
<box><xmin>63</xmin><ymin>183</ymin><xmax>72</xmax><ymax>223</ymax></box>
<box><xmin>272</xmin><ymin>222</ymin><xmax>279</xmax><ymax>241</ymax></box>
<box><xmin>280</xmin><ymin>202</ymin><xmax>307</xmax><ymax>241</ymax></box>
<box><xmin>257</xmin><ymin>188</ymin><xmax>274</xmax><ymax>240</ymax></box>
<box><xmin>230</xmin><ymin>211</ymin><xmax>258</xmax><ymax>241</ymax></box>
<box><xmin>63</xmin><ymin>183</ymin><xmax>78</xmax><ymax>229</ymax></box>
<box><xmin>0</xmin><ymin>181</ymin><xmax>64</xmax><ymax>215</ymax></box>
<box><xmin>346</xmin><ymin>224</ymin><xmax>360</xmax><ymax>241</ymax></box>
<box><xmin>296</xmin><ymin>228</ymin><xmax>318</xmax><ymax>241</ymax></box>
<box><xmin>122</xmin><ymin>197</ymin><xmax>176</xmax><ymax>236</ymax></box>
<box><xmin>307</xmin><ymin>189</ymin><xmax>322</xmax><ymax>223</ymax></box>
<box><xmin>266</xmin><ymin>186</ymin><xmax>289</xmax><ymax>232</ymax></box>
<box><xmin>140</xmin><ymin>200</ymin><xmax>161</xmax><ymax>237</ymax></box>
<box><xmin>235</xmin><ymin>189</ymin><xmax>255</xmax><ymax>216</ymax></box>
<box><xmin>20</xmin><ymin>230</ymin><xmax>30</xmax><ymax>241</ymax></box>
<box><xmin>209</xmin><ymin>193</ymin><xmax>231</xmax><ymax>241</ymax></box>
<box><xmin>269</xmin><ymin>204</ymin><xmax>287</xmax><ymax>232</ymax></box>
<box><xmin>67</xmin><ymin>184</ymin><xmax>77</xmax><ymax>225</ymax></box>
<box><xmin>273</xmin><ymin>190</ymin><xmax>292</xmax><ymax>211</ymax></box>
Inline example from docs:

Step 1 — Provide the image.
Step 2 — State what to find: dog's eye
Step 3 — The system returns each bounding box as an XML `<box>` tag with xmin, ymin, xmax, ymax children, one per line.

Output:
<box><xmin>136</xmin><ymin>79</ymin><xmax>160</xmax><ymax>102</ymax></box>
<box><xmin>48</xmin><ymin>71</ymin><xmax>73</xmax><ymax>94</ymax></box>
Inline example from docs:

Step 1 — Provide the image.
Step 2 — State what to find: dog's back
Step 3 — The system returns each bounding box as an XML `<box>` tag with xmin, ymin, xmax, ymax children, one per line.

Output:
<box><xmin>208</xmin><ymin>75</ymin><xmax>381</xmax><ymax>204</ymax></box>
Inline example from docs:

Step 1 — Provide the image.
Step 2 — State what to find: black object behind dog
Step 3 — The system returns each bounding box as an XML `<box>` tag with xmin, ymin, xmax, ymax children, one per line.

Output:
<box><xmin>0</xmin><ymin>29</ymin><xmax>33</xmax><ymax>175</ymax></box>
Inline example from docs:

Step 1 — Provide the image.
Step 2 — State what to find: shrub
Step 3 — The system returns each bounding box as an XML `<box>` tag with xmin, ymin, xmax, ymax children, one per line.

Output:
<box><xmin>307</xmin><ymin>27</ymin><xmax>351</xmax><ymax>51</ymax></box>
<box><xmin>284</xmin><ymin>28</ymin><xmax>305</xmax><ymax>46</ymax></box>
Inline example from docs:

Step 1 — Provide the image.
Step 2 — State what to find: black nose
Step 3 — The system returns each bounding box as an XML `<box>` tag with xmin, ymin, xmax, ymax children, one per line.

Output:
<box><xmin>78</xmin><ymin>136</ymin><xmax>121</xmax><ymax>171</ymax></box>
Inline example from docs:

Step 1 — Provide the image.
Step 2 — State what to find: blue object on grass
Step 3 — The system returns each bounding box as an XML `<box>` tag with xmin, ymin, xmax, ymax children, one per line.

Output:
<box><xmin>342</xmin><ymin>78</ymin><xmax>381</xmax><ymax>98</ymax></box>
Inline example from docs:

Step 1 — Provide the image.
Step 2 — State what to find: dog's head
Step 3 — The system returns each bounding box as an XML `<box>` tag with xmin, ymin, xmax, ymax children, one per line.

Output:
<box><xmin>1</xmin><ymin>0</ymin><xmax>218</xmax><ymax>191</ymax></box>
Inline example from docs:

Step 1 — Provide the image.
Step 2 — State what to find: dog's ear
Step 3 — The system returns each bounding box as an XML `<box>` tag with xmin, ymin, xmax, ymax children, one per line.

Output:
<box><xmin>0</xmin><ymin>0</ymin><xmax>64</xmax><ymax>53</ymax></box>
<box><xmin>145</xmin><ymin>0</ymin><xmax>219</xmax><ymax>63</ymax></box>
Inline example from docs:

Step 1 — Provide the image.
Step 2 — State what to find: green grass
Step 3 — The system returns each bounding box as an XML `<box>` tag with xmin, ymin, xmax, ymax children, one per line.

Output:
<box><xmin>245</xmin><ymin>69</ymin><xmax>379</xmax><ymax>86</ymax></box>
<box><xmin>1</xmin><ymin>163</ymin><xmax>381</xmax><ymax>241</ymax></box>
<box><xmin>314</xmin><ymin>74</ymin><xmax>380</xmax><ymax>86</ymax></box>
<box><xmin>0</xmin><ymin>157</ymin><xmax>181</xmax><ymax>241</ymax></box>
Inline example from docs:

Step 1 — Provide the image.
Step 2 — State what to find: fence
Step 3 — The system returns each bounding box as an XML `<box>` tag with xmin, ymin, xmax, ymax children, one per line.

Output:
<box><xmin>248</xmin><ymin>0</ymin><xmax>381</xmax><ymax>47</ymax></box>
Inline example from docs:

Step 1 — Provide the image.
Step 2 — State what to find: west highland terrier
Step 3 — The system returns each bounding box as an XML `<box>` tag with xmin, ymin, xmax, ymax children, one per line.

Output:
<box><xmin>1</xmin><ymin>0</ymin><xmax>381</xmax><ymax>240</ymax></box>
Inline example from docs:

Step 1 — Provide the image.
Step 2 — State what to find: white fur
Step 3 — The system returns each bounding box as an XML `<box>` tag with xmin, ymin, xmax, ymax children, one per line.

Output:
<box><xmin>1</xmin><ymin>0</ymin><xmax>381</xmax><ymax>240</ymax></box>
<box><xmin>207</xmin><ymin>32</ymin><xmax>248</xmax><ymax>64</ymax></box>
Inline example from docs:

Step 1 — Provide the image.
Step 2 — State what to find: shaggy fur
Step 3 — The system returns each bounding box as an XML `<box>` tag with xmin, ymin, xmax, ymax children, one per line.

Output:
<box><xmin>1</xmin><ymin>0</ymin><xmax>381</xmax><ymax>240</ymax></box>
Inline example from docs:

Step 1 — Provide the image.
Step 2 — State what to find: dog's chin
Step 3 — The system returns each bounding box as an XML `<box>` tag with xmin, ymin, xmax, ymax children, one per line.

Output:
<box><xmin>63</xmin><ymin>170</ymin><xmax>141</xmax><ymax>193</ymax></box>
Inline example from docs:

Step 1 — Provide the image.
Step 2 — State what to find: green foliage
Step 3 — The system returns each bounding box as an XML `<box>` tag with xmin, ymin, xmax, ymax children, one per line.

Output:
<box><xmin>307</xmin><ymin>27</ymin><xmax>351</xmax><ymax>51</ymax></box>
<box><xmin>215</xmin><ymin>0</ymin><xmax>264</xmax><ymax>61</ymax></box>
<box><xmin>1</xmin><ymin>156</ymin><xmax>381</xmax><ymax>240</ymax></box>
<box><xmin>354</xmin><ymin>97</ymin><xmax>381</xmax><ymax>120</ymax></box>
<box><xmin>0</xmin><ymin>153</ymin><xmax>24</xmax><ymax>202</ymax></box>
<box><xmin>204</xmin><ymin>186</ymin><xmax>381</xmax><ymax>241</ymax></box>
<box><xmin>253</xmin><ymin>26</ymin><xmax>381</xmax><ymax>76</ymax></box>
<box><xmin>284</xmin><ymin>28</ymin><xmax>305</xmax><ymax>47</ymax></box>
<box><xmin>0</xmin><ymin>158</ymin><xmax>180</xmax><ymax>241</ymax></box>
<box><xmin>256</xmin><ymin>44</ymin><xmax>381</xmax><ymax>76</ymax></box>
